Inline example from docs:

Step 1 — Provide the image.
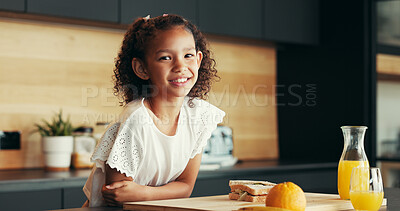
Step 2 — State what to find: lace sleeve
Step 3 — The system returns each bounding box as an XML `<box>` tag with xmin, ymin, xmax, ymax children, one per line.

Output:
<box><xmin>91</xmin><ymin>122</ymin><xmax>143</xmax><ymax>179</ymax></box>
<box><xmin>190</xmin><ymin>105</ymin><xmax>225</xmax><ymax>159</ymax></box>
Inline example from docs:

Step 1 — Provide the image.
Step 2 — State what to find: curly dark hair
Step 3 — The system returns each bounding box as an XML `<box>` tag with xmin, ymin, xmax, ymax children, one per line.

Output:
<box><xmin>113</xmin><ymin>14</ymin><xmax>219</xmax><ymax>107</ymax></box>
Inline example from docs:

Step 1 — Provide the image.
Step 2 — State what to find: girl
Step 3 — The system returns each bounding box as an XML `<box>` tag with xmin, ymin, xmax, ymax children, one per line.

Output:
<box><xmin>83</xmin><ymin>14</ymin><xmax>225</xmax><ymax>207</ymax></box>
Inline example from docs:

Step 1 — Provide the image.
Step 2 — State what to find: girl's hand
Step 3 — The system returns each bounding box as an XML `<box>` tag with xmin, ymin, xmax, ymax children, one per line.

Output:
<box><xmin>101</xmin><ymin>180</ymin><xmax>148</xmax><ymax>207</ymax></box>
<box><xmin>102</xmin><ymin>153</ymin><xmax>202</xmax><ymax>206</ymax></box>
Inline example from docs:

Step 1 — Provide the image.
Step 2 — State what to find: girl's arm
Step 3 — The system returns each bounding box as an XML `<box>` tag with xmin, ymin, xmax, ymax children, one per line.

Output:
<box><xmin>102</xmin><ymin>163</ymin><xmax>134</xmax><ymax>206</ymax></box>
<box><xmin>102</xmin><ymin>153</ymin><xmax>202</xmax><ymax>206</ymax></box>
<box><xmin>105</xmin><ymin>163</ymin><xmax>134</xmax><ymax>184</ymax></box>
<box><xmin>145</xmin><ymin>153</ymin><xmax>202</xmax><ymax>199</ymax></box>
<box><xmin>81</xmin><ymin>200</ymin><xmax>89</xmax><ymax>207</ymax></box>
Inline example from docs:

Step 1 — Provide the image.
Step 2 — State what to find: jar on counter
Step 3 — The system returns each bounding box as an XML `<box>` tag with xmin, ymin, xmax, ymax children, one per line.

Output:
<box><xmin>71</xmin><ymin>126</ymin><xmax>96</xmax><ymax>169</ymax></box>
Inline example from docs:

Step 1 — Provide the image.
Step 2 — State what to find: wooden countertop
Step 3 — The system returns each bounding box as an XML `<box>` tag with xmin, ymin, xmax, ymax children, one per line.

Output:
<box><xmin>49</xmin><ymin>188</ymin><xmax>400</xmax><ymax>211</ymax></box>
<box><xmin>124</xmin><ymin>193</ymin><xmax>385</xmax><ymax>211</ymax></box>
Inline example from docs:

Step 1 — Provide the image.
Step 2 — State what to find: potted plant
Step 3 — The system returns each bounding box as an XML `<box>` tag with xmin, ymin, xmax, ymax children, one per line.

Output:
<box><xmin>35</xmin><ymin>110</ymin><xmax>74</xmax><ymax>171</ymax></box>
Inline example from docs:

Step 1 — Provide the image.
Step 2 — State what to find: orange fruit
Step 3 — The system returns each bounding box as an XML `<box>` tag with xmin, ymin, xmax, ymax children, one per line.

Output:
<box><xmin>238</xmin><ymin>206</ymin><xmax>292</xmax><ymax>211</ymax></box>
<box><xmin>265</xmin><ymin>182</ymin><xmax>306</xmax><ymax>211</ymax></box>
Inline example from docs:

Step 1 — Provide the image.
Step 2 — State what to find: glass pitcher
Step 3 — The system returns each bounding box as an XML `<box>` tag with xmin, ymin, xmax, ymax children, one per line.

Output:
<box><xmin>338</xmin><ymin>126</ymin><xmax>369</xmax><ymax>200</ymax></box>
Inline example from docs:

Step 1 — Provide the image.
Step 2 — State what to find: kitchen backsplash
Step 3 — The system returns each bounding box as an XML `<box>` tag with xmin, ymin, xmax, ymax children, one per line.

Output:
<box><xmin>0</xmin><ymin>18</ymin><xmax>278</xmax><ymax>169</ymax></box>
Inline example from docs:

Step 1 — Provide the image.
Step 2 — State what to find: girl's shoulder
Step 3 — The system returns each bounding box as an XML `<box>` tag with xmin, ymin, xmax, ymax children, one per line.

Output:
<box><xmin>184</xmin><ymin>97</ymin><xmax>225</xmax><ymax>123</ymax></box>
<box><xmin>117</xmin><ymin>98</ymin><xmax>147</xmax><ymax>124</ymax></box>
<box><xmin>185</xmin><ymin>97</ymin><xmax>223</xmax><ymax>113</ymax></box>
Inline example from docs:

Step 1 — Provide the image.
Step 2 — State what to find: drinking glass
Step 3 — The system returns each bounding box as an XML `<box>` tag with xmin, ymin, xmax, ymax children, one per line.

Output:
<box><xmin>349</xmin><ymin>167</ymin><xmax>384</xmax><ymax>211</ymax></box>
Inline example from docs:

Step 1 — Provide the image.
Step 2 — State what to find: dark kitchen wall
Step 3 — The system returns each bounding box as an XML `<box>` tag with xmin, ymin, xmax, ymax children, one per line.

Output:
<box><xmin>277</xmin><ymin>0</ymin><xmax>377</xmax><ymax>164</ymax></box>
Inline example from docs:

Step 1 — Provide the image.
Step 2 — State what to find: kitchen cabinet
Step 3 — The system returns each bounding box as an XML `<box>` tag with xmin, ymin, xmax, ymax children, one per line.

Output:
<box><xmin>263</xmin><ymin>0</ymin><xmax>319</xmax><ymax>45</ymax></box>
<box><xmin>63</xmin><ymin>187</ymin><xmax>87</xmax><ymax>208</ymax></box>
<box><xmin>0</xmin><ymin>0</ymin><xmax>25</xmax><ymax>12</ymax></box>
<box><xmin>0</xmin><ymin>187</ymin><xmax>86</xmax><ymax>210</ymax></box>
<box><xmin>192</xmin><ymin>163</ymin><xmax>338</xmax><ymax>197</ymax></box>
<box><xmin>198</xmin><ymin>0</ymin><xmax>319</xmax><ymax>44</ymax></box>
<box><xmin>193</xmin><ymin>168</ymin><xmax>337</xmax><ymax>197</ymax></box>
<box><xmin>1</xmin><ymin>0</ymin><xmax>319</xmax><ymax>45</ymax></box>
<box><xmin>120</xmin><ymin>0</ymin><xmax>197</xmax><ymax>25</ymax></box>
<box><xmin>0</xmin><ymin>169</ymin><xmax>89</xmax><ymax>211</ymax></box>
<box><xmin>26</xmin><ymin>0</ymin><xmax>119</xmax><ymax>23</ymax></box>
<box><xmin>198</xmin><ymin>0</ymin><xmax>262</xmax><ymax>39</ymax></box>
<box><xmin>0</xmin><ymin>189</ymin><xmax>62</xmax><ymax>211</ymax></box>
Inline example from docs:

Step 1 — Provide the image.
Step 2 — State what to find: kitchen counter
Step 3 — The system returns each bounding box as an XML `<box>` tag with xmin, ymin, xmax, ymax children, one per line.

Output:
<box><xmin>49</xmin><ymin>188</ymin><xmax>400</xmax><ymax>211</ymax></box>
<box><xmin>0</xmin><ymin>160</ymin><xmax>338</xmax><ymax>210</ymax></box>
<box><xmin>197</xmin><ymin>160</ymin><xmax>337</xmax><ymax>179</ymax></box>
<box><xmin>0</xmin><ymin>160</ymin><xmax>337</xmax><ymax>192</ymax></box>
<box><xmin>0</xmin><ymin>168</ymin><xmax>91</xmax><ymax>192</ymax></box>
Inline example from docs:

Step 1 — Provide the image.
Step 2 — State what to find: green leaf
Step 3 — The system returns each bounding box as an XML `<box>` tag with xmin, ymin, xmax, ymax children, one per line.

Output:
<box><xmin>34</xmin><ymin>109</ymin><xmax>74</xmax><ymax>137</ymax></box>
<box><xmin>43</xmin><ymin>130</ymin><xmax>50</xmax><ymax>136</ymax></box>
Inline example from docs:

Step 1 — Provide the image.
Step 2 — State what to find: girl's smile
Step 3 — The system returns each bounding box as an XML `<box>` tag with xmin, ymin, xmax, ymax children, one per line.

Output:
<box><xmin>168</xmin><ymin>77</ymin><xmax>191</xmax><ymax>87</ymax></box>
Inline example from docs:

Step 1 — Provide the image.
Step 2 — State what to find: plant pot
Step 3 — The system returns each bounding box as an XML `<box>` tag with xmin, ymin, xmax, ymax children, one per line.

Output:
<box><xmin>42</xmin><ymin>136</ymin><xmax>74</xmax><ymax>171</ymax></box>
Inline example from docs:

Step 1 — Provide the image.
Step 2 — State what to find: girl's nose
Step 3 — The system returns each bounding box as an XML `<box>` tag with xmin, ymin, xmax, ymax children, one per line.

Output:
<box><xmin>172</xmin><ymin>59</ymin><xmax>186</xmax><ymax>73</ymax></box>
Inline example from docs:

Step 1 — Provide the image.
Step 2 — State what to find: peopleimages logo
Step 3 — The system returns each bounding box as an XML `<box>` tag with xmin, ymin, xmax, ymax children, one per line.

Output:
<box><xmin>275</xmin><ymin>84</ymin><xmax>317</xmax><ymax>107</ymax></box>
<box><xmin>207</xmin><ymin>84</ymin><xmax>318</xmax><ymax>108</ymax></box>
<box><xmin>79</xmin><ymin>83</ymin><xmax>317</xmax><ymax>124</ymax></box>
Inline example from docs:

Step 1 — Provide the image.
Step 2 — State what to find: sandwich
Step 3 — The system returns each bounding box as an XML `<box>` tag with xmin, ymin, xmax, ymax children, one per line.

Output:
<box><xmin>229</xmin><ymin>180</ymin><xmax>276</xmax><ymax>203</ymax></box>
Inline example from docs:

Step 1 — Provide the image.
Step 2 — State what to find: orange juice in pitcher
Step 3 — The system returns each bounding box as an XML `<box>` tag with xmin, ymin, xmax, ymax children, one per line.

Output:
<box><xmin>338</xmin><ymin>160</ymin><xmax>369</xmax><ymax>199</ymax></box>
<box><xmin>338</xmin><ymin>126</ymin><xmax>369</xmax><ymax>200</ymax></box>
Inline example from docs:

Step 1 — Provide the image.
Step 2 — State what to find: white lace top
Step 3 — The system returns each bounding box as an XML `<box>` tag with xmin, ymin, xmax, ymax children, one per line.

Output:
<box><xmin>83</xmin><ymin>97</ymin><xmax>225</xmax><ymax>207</ymax></box>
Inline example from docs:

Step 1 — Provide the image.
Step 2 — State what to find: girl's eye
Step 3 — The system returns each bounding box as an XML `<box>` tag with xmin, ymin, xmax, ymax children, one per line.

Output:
<box><xmin>185</xmin><ymin>54</ymin><xmax>194</xmax><ymax>58</ymax></box>
<box><xmin>159</xmin><ymin>56</ymin><xmax>171</xmax><ymax>60</ymax></box>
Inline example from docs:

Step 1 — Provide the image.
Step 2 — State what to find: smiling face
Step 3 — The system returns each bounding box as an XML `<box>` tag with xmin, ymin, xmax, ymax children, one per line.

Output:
<box><xmin>133</xmin><ymin>26</ymin><xmax>203</xmax><ymax>100</ymax></box>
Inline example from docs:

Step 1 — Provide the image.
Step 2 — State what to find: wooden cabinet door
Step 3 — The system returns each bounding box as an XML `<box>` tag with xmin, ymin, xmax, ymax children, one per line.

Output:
<box><xmin>198</xmin><ymin>0</ymin><xmax>263</xmax><ymax>39</ymax></box>
<box><xmin>27</xmin><ymin>0</ymin><xmax>119</xmax><ymax>22</ymax></box>
<box><xmin>263</xmin><ymin>0</ymin><xmax>319</xmax><ymax>45</ymax></box>
<box><xmin>121</xmin><ymin>0</ymin><xmax>197</xmax><ymax>25</ymax></box>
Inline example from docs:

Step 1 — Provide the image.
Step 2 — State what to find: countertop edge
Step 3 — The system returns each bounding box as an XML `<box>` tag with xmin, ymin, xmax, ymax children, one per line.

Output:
<box><xmin>0</xmin><ymin>161</ymin><xmax>338</xmax><ymax>192</ymax></box>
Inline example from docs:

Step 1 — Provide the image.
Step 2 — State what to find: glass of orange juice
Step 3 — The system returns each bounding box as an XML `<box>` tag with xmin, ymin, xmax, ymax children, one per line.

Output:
<box><xmin>349</xmin><ymin>167</ymin><xmax>384</xmax><ymax>211</ymax></box>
